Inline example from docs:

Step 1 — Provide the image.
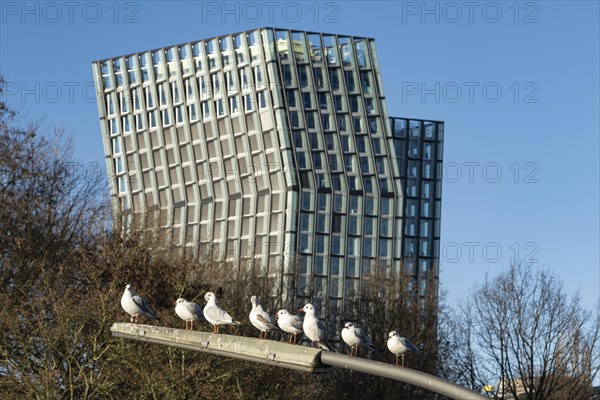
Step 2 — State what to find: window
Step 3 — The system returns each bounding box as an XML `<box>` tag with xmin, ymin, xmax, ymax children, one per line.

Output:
<box><xmin>199</xmin><ymin>76</ymin><xmax>210</xmax><ymax>100</ymax></box>
<box><xmin>345</xmin><ymin>71</ymin><xmax>356</xmax><ymax>92</ymax></box>
<box><xmin>347</xmin><ymin>237</ymin><xmax>359</xmax><ymax>256</ymax></box>
<box><xmin>331</xmin><ymin>237</ymin><xmax>342</xmax><ymax>256</ymax></box>
<box><xmin>135</xmin><ymin>113</ymin><xmax>144</xmax><ymax>131</ymax></box>
<box><xmin>202</xmin><ymin>102</ymin><xmax>211</xmax><ymax>119</ymax></box>
<box><xmin>287</xmin><ymin>90</ymin><xmax>298</xmax><ymax>108</ymax></box>
<box><xmin>329</xmin><ymin>69</ymin><xmax>341</xmax><ymax>91</ymax></box>
<box><xmin>161</xmin><ymin>109</ymin><xmax>171</xmax><ymax>126</ymax></box>
<box><xmin>381</xmin><ymin>198</ymin><xmax>391</xmax><ymax>215</ymax></box>
<box><xmin>337</xmin><ymin>115</ymin><xmax>348</xmax><ymax>132</ymax></box>
<box><xmin>316</xmin><ymin>213</ymin><xmax>327</xmax><ymax>233</ymax></box>
<box><xmin>148</xmin><ymin>111</ymin><xmax>157</xmax><ymax>129</ymax></box>
<box><xmin>229</xmin><ymin>96</ymin><xmax>239</xmax><ymax>114</ymax></box>
<box><xmin>175</xmin><ymin>106</ymin><xmax>184</xmax><ymax>124</ymax></box>
<box><xmin>138</xmin><ymin>54</ymin><xmax>149</xmax><ymax>82</ymax></box>
<box><xmin>349</xmin><ymin>216</ymin><xmax>359</xmax><ymax>235</ymax></box>
<box><xmin>113</xmin><ymin>58</ymin><xmax>124</xmax><ymax>87</ymax></box>
<box><xmin>188</xmin><ymin>104</ymin><xmax>198</xmax><ymax>122</ymax></box>
<box><xmin>333</xmin><ymin>195</ymin><xmax>343</xmax><ymax>213</ymax></box>
<box><xmin>152</xmin><ymin>50</ymin><xmax>164</xmax><ymax>80</ymax></box>
<box><xmin>364</xmin><ymin>177</ymin><xmax>375</xmax><ymax>193</ymax></box>
<box><xmin>211</xmin><ymin>73</ymin><xmax>221</xmax><ymax>96</ymax></box>
<box><xmin>215</xmin><ymin>99</ymin><xmax>225</xmax><ymax>117</ymax></box>
<box><xmin>119</xmin><ymin>92</ymin><xmax>129</xmax><ymax>113</ymax></box>
<box><xmin>253</xmin><ymin>65</ymin><xmax>264</xmax><ymax>89</ymax></box>
<box><xmin>132</xmin><ymin>89</ymin><xmax>141</xmax><ymax>111</ymax></box>
<box><xmin>122</xmin><ymin>116</ymin><xmax>131</xmax><ymax>133</ymax></box>
<box><xmin>297</xmin><ymin>66</ymin><xmax>309</xmax><ymax>88</ymax></box>
<box><xmin>364</xmin><ymin>238</ymin><xmax>373</xmax><ymax>257</ymax></box>
<box><xmin>354</xmin><ymin>117</ymin><xmax>364</xmax><ymax>133</ymax></box>
<box><xmin>313</xmin><ymin>67</ymin><xmax>325</xmax><ymax>90</ymax></box>
<box><xmin>372</xmin><ymin>138</ymin><xmax>382</xmax><ymax>154</ymax></box>
<box><xmin>364</xmin><ymin>98</ymin><xmax>376</xmax><ymax>115</ymax></box>
<box><xmin>185</xmin><ymin>78</ymin><xmax>195</xmax><ymax>102</ymax></box>
<box><xmin>171</xmin><ymin>81</ymin><xmax>181</xmax><ymax>104</ymax></box>
<box><xmin>350</xmin><ymin>96</ymin><xmax>360</xmax><ymax>113</ymax></box>
<box><xmin>334</xmin><ymin>95</ymin><xmax>345</xmax><ymax>112</ymax></box>
<box><xmin>192</xmin><ymin>43</ymin><xmax>203</xmax><ymax>71</ymax></box>
<box><xmin>380</xmin><ymin>217</ymin><xmax>391</xmax><ymax>237</ymax></box>
<box><xmin>300</xmin><ymin>213</ymin><xmax>311</xmax><ymax>232</ymax></box>
<box><xmin>145</xmin><ymin>87</ymin><xmax>154</xmax><ymax>109</ymax></box>
<box><xmin>226</xmin><ymin>70</ymin><xmax>235</xmax><ymax>93</ymax></box>
<box><xmin>332</xmin><ymin>215</ymin><xmax>342</xmax><ymax>234</ymax></box>
<box><xmin>360</xmin><ymin>71</ymin><xmax>373</xmax><ymax>94</ymax></box>
<box><xmin>258</xmin><ymin>91</ymin><xmax>267</xmax><ymax>109</ymax></box>
<box><xmin>112</xmin><ymin>138</ymin><xmax>121</xmax><ymax>154</ymax></box>
<box><xmin>282</xmin><ymin>64</ymin><xmax>293</xmax><ymax>87</ymax></box>
<box><xmin>106</xmin><ymin>94</ymin><xmax>114</xmax><ymax>115</ymax></box>
<box><xmin>244</xmin><ymin>94</ymin><xmax>254</xmax><ymax>112</ymax></box>
<box><xmin>239</xmin><ymin>67</ymin><xmax>250</xmax><ymax>90</ymax></box>
<box><xmin>297</xmin><ymin>152</ymin><xmax>307</xmax><ymax>169</ymax></box>
<box><xmin>159</xmin><ymin>83</ymin><xmax>168</xmax><ymax>106</ymax></box>
<box><xmin>365</xmin><ymin>217</ymin><xmax>374</xmax><ymax>235</ymax></box>
<box><xmin>303</xmin><ymin>92</ymin><xmax>314</xmax><ymax>109</ymax></box>
<box><xmin>109</xmin><ymin>119</ymin><xmax>118</xmax><ymax>135</ymax></box>
<box><xmin>317</xmin><ymin>194</ymin><xmax>328</xmax><ymax>211</ymax></box>
<box><xmin>369</xmin><ymin>117</ymin><xmax>379</xmax><ymax>134</ymax></box>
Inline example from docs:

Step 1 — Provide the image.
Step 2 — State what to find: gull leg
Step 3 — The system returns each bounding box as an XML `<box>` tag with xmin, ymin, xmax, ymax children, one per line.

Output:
<box><xmin>288</xmin><ymin>334</ymin><xmax>293</xmax><ymax>343</ymax></box>
<box><xmin>402</xmin><ymin>354</ymin><xmax>405</xmax><ymax>368</ymax></box>
<box><xmin>395</xmin><ymin>354</ymin><xmax>399</xmax><ymax>367</ymax></box>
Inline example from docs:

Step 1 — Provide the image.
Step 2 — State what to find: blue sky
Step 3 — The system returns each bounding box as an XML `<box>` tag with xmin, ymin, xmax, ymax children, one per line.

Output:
<box><xmin>1</xmin><ymin>1</ymin><xmax>598</xmax><ymax>310</ymax></box>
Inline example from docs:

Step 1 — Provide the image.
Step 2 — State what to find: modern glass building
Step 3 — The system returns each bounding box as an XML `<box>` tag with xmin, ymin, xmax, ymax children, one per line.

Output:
<box><xmin>92</xmin><ymin>28</ymin><xmax>444</xmax><ymax>316</ymax></box>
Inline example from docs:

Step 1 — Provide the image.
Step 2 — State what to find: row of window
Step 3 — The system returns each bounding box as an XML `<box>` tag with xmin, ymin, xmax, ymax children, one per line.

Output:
<box><xmin>101</xmin><ymin>29</ymin><xmax>376</xmax><ymax>93</ymax></box>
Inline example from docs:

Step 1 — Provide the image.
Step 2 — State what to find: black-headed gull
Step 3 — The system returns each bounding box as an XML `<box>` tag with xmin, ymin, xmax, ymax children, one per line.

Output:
<box><xmin>387</xmin><ymin>331</ymin><xmax>421</xmax><ymax>367</ymax></box>
<box><xmin>175</xmin><ymin>298</ymin><xmax>205</xmax><ymax>330</ymax></box>
<box><xmin>121</xmin><ymin>284</ymin><xmax>158</xmax><ymax>323</ymax></box>
<box><xmin>276</xmin><ymin>309</ymin><xmax>303</xmax><ymax>344</ymax></box>
<box><xmin>249</xmin><ymin>295</ymin><xmax>278</xmax><ymax>339</ymax></box>
<box><xmin>299</xmin><ymin>303</ymin><xmax>331</xmax><ymax>350</ymax></box>
<box><xmin>341</xmin><ymin>322</ymin><xmax>378</xmax><ymax>357</ymax></box>
<box><xmin>203</xmin><ymin>291</ymin><xmax>239</xmax><ymax>334</ymax></box>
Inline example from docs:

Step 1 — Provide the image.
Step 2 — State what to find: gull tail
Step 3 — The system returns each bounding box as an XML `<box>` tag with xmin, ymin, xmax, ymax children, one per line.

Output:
<box><xmin>318</xmin><ymin>342</ymin><xmax>331</xmax><ymax>351</ymax></box>
<box><xmin>367</xmin><ymin>343</ymin><xmax>379</xmax><ymax>352</ymax></box>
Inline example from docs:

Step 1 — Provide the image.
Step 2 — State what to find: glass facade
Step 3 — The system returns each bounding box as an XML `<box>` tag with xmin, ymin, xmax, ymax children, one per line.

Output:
<box><xmin>92</xmin><ymin>28</ymin><xmax>444</xmax><ymax>322</ymax></box>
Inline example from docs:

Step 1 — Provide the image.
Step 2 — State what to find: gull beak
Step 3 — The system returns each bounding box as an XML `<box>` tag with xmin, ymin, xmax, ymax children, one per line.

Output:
<box><xmin>298</xmin><ymin>308</ymin><xmax>304</xmax><ymax>313</ymax></box>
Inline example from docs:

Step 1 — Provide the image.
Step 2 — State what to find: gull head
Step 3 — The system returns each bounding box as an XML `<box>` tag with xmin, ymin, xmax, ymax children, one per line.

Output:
<box><xmin>389</xmin><ymin>330</ymin><xmax>398</xmax><ymax>338</ymax></box>
<box><xmin>204</xmin><ymin>292</ymin><xmax>215</xmax><ymax>302</ymax></box>
<box><xmin>344</xmin><ymin>322</ymin><xmax>354</xmax><ymax>329</ymax></box>
<box><xmin>300</xmin><ymin>303</ymin><xmax>314</xmax><ymax>313</ymax></box>
<box><xmin>250</xmin><ymin>295</ymin><xmax>259</xmax><ymax>305</ymax></box>
<box><xmin>276</xmin><ymin>309</ymin><xmax>289</xmax><ymax>319</ymax></box>
<box><xmin>175</xmin><ymin>298</ymin><xmax>186</xmax><ymax>305</ymax></box>
<box><xmin>125</xmin><ymin>284</ymin><xmax>131</xmax><ymax>290</ymax></box>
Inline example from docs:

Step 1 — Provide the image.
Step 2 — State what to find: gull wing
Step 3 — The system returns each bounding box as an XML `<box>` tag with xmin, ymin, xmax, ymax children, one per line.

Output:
<box><xmin>289</xmin><ymin>315</ymin><xmax>303</xmax><ymax>331</ymax></box>
<box><xmin>205</xmin><ymin>305</ymin><xmax>234</xmax><ymax>324</ymax></box>
<box><xmin>257</xmin><ymin>313</ymin><xmax>278</xmax><ymax>330</ymax></box>
<box><xmin>356</xmin><ymin>327</ymin><xmax>378</xmax><ymax>350</ymax></box>
<box><xmin>401</xmin><ymin>337</ymin><xmax>421</xmax><ymax>352</ymax></box>
<box><xmin>132</xmin><ymin>295</ymin><xmax>158</xmax><ymax>320</ymax></box>
<box><xmin>187</xmin><ymin>301</ymin><xmax>205</xmax><ymax>321</ymax></box>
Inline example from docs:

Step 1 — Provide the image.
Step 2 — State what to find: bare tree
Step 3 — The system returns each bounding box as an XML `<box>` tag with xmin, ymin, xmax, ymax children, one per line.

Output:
<box><xmin>446</xmin><ymin>263</ymin><xmax>599</xmax><ymax>400</ymax></box>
